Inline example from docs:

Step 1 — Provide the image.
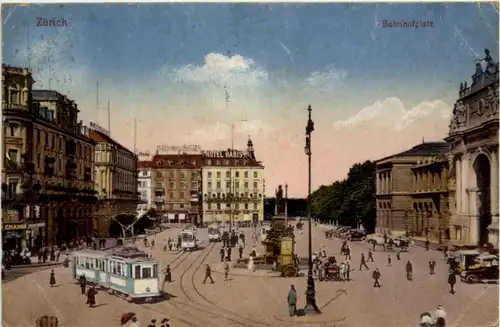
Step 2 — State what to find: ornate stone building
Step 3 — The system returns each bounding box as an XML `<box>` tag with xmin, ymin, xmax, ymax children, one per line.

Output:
<box><xmin>136</xmin><ymin>160</ymin><xmax>154</xmax><ymax>218</ymax></box>
<box><xmin>2</xmin><ymin>65</ymin><xmax>96</xmax><ymax>249</ymax></box>
<box><xmin>89</xmin><ymin>128</ymin><xmax>138</xmax><ymax>236</ymax></box>
<box><xmin>375</xmin><ymin>142</ymin><xmax>450</xmax><ymax>238</ymax></box>
<box><xmin>445</xmin><ymin>49</ymin><xmax>499</xmax><ymax>246</ymax></box>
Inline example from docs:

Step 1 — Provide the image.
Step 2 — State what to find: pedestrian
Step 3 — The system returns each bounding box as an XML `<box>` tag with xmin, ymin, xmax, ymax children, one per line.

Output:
<box><xmin>367</xmin><ymin>249</ymin><xmax>374</xmax><ymax>262</ymax></box>
<box><xmin>160</xmin><ymin>318</ymin><xmax>170</xmax><ymax>327</ymax></box>
<box><xmin>49</xmin><ymin>247</ymin><xmax>55</xmax><ymax>261</ymax></box>
<box><xmin>224</xmin><ymin>260</ymin><xmax>229</xmax><ymax>280</ymax></box>
<box><xmin>227</xmin><ymin>247</ymin><xmax>232</xmax><ymax>261</ymax></box>
<box><xmin>143</xmin><ymin>238</ymin><xmax>148</xmax><ymax>247</ymax></box>
<box><xmin>86</xmin><ymin>284</ymin><xmax>97</xmax><ymax>307</ymax></box>
<box><xmin>387</xmin><ymin>255</ymin><xmax>392</xmax><ymax>266</ymax></box>
<box><xmin>147</xmin><ymin>318</ymin><xmax>157</xmax><ymax>327</ymax></box>
<box><xmin>344</xmin><ymin>246</ymin><xmax>351</xmax><ymax>260</ymax></box>
<box><xmin>55</xmin><ymin>248</ymin><xmax>60</xmax><ymax>262</ymax></box>
<box><xmin>220</xmin><ymin>247</ymin><xmax>225</xmax><ymax>262</ymax></box>
<box><xmin>79</xmin><ymin>274</ymin><xmax>87</xmax><ymax>294</ymax></box>
<box><xmin>203</xmin><ymin>264</ymin><xmax>214</xmax><ymax>284</ymax></box>
<box><xmin>434</xmin><ymin>305</ymin><xmax>447</xmax><ymax>327</ymax></box>
<box><xmin>38</xmin><ymin>249</ymin><xmax>43</xmax><ymax>263</ymax></box>
<box><xmin>448</xmin><ymin>270</ymin><xmax>456</xmax><ymax>294</ymax></box>
<box><xmin>429</xmin><ymin>259</ymin><xmax>436</xmax><ymax>275</ymax></box>
<box><xmin>164</xmin><ymin>265</ymin><xmax>172</xmax><ymax>283</ymax></box>
<box><xmin>238</xmin><ymin>245</ymin><xmax>243</xmax><ymax>259</ymax></box>
<box><xmin>406</xmin><ymin>261</ymin><xmax>413</xmax><ymax>281</ymax></box>
<box><xmin>346</xmin><ymin>260</ymin><xmax>351</xmax><ymax>281</ymax></box>
<box><xmin>49</xmin><ymin>269</ymin><xmax>56</xmax><ymax>287</ymax></box>
<box><xmin>287</xmin><ymin>285</ymin><xmax>297</xmax><ymax>317</ymax></box>
<box><xmin>359</xmin><ymin>253</ymin><xmax>369</xmax><ymax>271</ymax></box>
<box><xmin>425</xmin><ymin>238</ymin><xmax>430</xmax><ymax>251</ymax></box>
<box><xmin>151</xmin><ymin>238</ymin><xmax>155</xmax><ymax>249</ymax></box>
<box><xmin>163</xmin><ymin>239</ymin><xmax>167</xmax><ymax>252</ymax></box>
<box><xmin>43</xmin><ymin>247</ymin><xmax>48</xmax><ymax>263</ymax></box>
<box><xmin>372</xmin><ymin>241</ymin><xmax>376</xmax><ymax>252</ymax></box>
<box><xmin>396</xmin><ymin>247</ymin><xmax>401</xmax><ymax>260</ymax></box>
<box><xmin>372</xmin><ymin>268</ymin><xmax>381</xmax><ymax>287</ymax></box>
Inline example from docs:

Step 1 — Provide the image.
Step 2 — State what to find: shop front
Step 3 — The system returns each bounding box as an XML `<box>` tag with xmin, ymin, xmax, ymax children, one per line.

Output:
<box><xmin>2</xmin><ymin>223</ymin><xmax>27</xmax><ymax>252</ymax></box>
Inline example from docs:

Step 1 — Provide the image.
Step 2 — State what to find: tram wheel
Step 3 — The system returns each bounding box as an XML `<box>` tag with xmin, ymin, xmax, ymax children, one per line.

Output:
<box><xmin>283</xmin><ymin>265</ymin><xmax>298</xmax><ymax>278</ymax></box>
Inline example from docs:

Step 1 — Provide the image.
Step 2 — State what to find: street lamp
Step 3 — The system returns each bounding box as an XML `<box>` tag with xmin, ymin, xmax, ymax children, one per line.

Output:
<box><xmin>304</xmin><ymin>105</ymin><xmax>321</xmax><ymax>314</ymax></box>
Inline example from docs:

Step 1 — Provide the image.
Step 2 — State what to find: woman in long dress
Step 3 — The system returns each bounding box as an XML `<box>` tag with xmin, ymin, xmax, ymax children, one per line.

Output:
<box><xmin>49</xmin><ymin>270</ymin><xmax>56</xmax><ymax>287</ymax></box>
<box><xmin>86</xmin><ymin>285</ymin><xmax>97</xmax><ymax>307</ymax></box>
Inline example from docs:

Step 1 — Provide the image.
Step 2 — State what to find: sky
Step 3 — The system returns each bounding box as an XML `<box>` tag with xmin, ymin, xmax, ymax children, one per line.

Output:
<box><xmin>2</xmin><ymin>3</ymin><xmax>499</xmax><ymax>197</ymax></box>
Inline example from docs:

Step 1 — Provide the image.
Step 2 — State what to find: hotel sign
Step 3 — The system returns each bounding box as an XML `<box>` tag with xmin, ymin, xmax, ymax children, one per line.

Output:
<box><xmin>202</xmin><ymin>150</ymin><xmax>247</xmax><ymax>159</ymax></box>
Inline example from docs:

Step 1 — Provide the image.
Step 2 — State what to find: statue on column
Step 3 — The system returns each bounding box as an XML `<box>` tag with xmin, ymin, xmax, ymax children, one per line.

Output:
<box><xmin>276</xmin><ymin>185</ymin><xmax>285</xmax><ymax>215</ymax></box>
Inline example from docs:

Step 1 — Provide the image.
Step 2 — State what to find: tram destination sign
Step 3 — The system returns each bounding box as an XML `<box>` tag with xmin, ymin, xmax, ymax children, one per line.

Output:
<box><xmin>202</xmin><ymin>149</ymin><xmax>247</xmax><ymax>159</ymax></box>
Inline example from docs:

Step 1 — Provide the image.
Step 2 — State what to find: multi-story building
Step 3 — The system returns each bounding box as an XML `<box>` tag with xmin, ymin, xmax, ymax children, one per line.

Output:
<box><xmin>202</xmin><ymin>139</ymin><xmax>265</xmax><ymax>224</ymax></box>
<box><xmin>136</xmin><ymin>161</ymin><xmax>154</xmax><ymax>217</ymax></box>
<box><xmin>445</xmin><ymin>50</ymin><xmax>499</xmax><ymax>246</ymax></box>
<box><xmin>149</xmin><ymin>154</ymin><xmax>203</xmax><ymax>225</ymax></box>
<box><xmin>89</xmin><ymin>128</ymin><xmax>138</xmax><ymax>236</ymax></box>
<box><xmin>374</xmin><ymin>142</ymin><xmax>450</xmax><ymax>238</ymax></box>
<box><xmin>410</xmin><ymin>154</ymin><xmax>451</xmax><ymax>243</ymax></box>
<box><xmin>2</xmin><ymin>65</ymin><xmax>96</xmax><ymax>250</ymax></box>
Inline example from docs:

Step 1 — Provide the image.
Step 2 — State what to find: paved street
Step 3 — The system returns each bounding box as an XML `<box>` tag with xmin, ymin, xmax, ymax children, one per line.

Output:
<box><xmin>3</xmin><ymin>224</ymin><xmax>498</xmax><ymax>327</ymax></box>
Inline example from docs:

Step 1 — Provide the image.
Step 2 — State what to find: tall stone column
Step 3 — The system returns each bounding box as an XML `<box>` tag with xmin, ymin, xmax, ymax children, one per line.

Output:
<box><xmin>456</xmin><ymin>159</ymin><xmax>462</xmax><ymax>214</ymax></box>
<box><xmin>467</xmin><ymin>188</ymin><xmax>479</xmax><ymax>244</ymax></box>
<box><xmin>376</xmin><ymin>173</ymin><xmax>381</xmax><ymax>194</ymax></box>
<box><xmin>461</xmin><ymin>156</ymin><xmax>470</xmax><ymax>214</ymax></box>
<box><xmin>490</xmin><ymin>150</ymin><xmax>499</xmax><ymax>217</ymax></box>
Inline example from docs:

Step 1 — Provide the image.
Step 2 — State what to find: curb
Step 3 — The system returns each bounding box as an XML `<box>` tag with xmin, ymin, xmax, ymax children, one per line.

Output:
<box><xmin>410</xmin><ymin>238</ymin><xmax>443</xmax><ymax>251</ymax></box>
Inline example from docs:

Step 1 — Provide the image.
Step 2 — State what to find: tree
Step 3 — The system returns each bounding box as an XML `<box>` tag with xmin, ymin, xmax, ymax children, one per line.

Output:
<box><xmin>310</xmin><ymin>160</ymin><xmax>376</xmax><ymax>233</ymax></box>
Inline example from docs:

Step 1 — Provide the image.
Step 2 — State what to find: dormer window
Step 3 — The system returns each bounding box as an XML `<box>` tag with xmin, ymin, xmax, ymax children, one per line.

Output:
<box><xmin>235</xmin><ymin>160</ymin><xmax>239</xmax><ymax>166</ymax></box>
<box><xmin>244</xmin><ymin>161</ymin><xmax>248</xmax><ymax>166</ymax></box>
<box><xmin>157</xmin><ymin>161</ymin><xmax>162</xmax><ymax>167</ymax></box>
<box><xmin>207</xmin><ymin>160</ymin><xmax>212</xmax><ymax>165</ymax></box>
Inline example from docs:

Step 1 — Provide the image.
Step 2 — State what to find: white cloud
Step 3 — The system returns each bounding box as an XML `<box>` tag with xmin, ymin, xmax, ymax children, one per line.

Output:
<box><xmin>334</xmin><ymin>97</ymin><xmax>452</xmax><ymax>131</ymax></box>
<box><xmin>305</xmin><ymin>65</ymin><xmax>347</xmax><ymax>92</ymax></box>
<box><xmin>168</xmin><ymin>53</ymin><xmax>268</xmax><ymax>87</ymax></box>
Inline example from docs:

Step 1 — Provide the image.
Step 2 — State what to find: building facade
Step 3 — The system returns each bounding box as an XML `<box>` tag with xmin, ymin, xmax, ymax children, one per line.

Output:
<box><xmin>2</xmin><ymin>65</ymin><xmax>97</xmax><ymax>249</ymax></box>
<box><xmin>202</xmin><ymin>139</ymin><xmax>265</xmax><ymax>224</ymax></box>
<box><xmin>445</xmin><ymin>50</ymin><xmax>499</xmax><ymax>246</ymax></box>
<box><xmin>149</xmin><ymin>154</ymin><xmax>203</xmax><ymax>225</ymax></box>
<box><xmin>136</xmin><ymin>161</ymin><xmax>154</xmax><ymax>218</ymax></box>
<box><xmin>89</xmin><ymin>128</ymin><xmax>138</xmax><ymax>236</ymax></box>
<box><xmin>375</xmin><ymin>142</ymin><xmax>450</xmax><ymax>238</ymax></box>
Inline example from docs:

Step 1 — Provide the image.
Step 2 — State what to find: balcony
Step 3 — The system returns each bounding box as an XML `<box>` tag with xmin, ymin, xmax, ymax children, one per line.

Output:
<box><xmin>155</xmin><ymin>196</ymin><xmax>165</xmax><ymax>203</ymax></box>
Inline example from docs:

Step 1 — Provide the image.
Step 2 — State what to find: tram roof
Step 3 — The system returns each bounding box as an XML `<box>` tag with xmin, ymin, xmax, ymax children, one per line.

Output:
<box><xmin>72</xmin><ymin>249</ymin><xmax>110</xmax><ymax>258</ymax></box>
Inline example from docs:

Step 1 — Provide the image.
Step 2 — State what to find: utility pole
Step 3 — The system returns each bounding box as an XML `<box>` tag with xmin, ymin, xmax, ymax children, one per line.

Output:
<box><xmin>107</xmin><ymin>100</ymin><xmax>111</xmax><ymax>135</ymax></box>
<box><xmin>96</xmin><ymin>81</ymin><xmax>99</xmax><ymax>123</ymax></box>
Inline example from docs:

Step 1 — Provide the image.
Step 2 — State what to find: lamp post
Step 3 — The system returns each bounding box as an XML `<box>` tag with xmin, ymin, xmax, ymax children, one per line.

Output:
<box><xmin>304</xmin><ymin>105</ymin><xmax>321</xmax><ymax>314</ymax></box>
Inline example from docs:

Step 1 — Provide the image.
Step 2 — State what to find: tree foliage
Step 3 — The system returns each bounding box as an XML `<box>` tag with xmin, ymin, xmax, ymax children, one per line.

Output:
<box><xmin>310</xmin><ymin>160</ymin><xmax>376</xmax><ymax>233</ymax></box>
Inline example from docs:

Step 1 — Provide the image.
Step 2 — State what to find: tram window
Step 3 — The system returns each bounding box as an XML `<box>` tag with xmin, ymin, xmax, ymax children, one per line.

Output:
<box><xmin>90</xmin><ymin>259</ymin><xmax>94</xmax><ymax>269</ymax></box>
<box><xmin>123</xmin><ymin>264</ymin><xmax>128</xmax><ymax>277</ymax></box>
<box><xmin>112</xmin><ymin>261</ymin><xmax>117</xmax><ymax>275</ymax></box>
<box><xmin>117</xmin><ymin>263</ymin><xmax>122</xmax><ymax>275</ymax></box>
<box><xmin>153</xmin><ymin>264</ymin><xmax>158</xmax><ymax>278</ymax></box>
<box><xmin>142</xmin><ymin>267</ymin><xmax>152</xmax><ymax>279</ymax></box>
<box><xmin>135</xmin><ymin>265</ymin><xmax>141</xmax><ymax>279</ymax></box>
<box><xmin>85</xmin><ymin>258</ymin><xmax>90</xmax><ymax>269</ymax></box>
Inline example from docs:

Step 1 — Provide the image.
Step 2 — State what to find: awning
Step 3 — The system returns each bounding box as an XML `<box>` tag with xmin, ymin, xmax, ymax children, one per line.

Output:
<box><xmin>179</xmin><ymin>213</ymin><xmax>186</xmax><ymax>221</ymax></box>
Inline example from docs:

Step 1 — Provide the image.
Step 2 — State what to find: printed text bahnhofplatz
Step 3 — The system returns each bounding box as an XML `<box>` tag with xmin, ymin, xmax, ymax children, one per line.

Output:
<box><xmin>382</xmin><ymin>20</ymin><xmax>434</xmax><ymax>28</ymax></box>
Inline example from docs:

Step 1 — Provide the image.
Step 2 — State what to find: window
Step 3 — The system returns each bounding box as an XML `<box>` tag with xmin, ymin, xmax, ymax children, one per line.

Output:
<box><xmin>245</xmin><ymin>203</ymin><xmax>249</xmax><ymax>210</ymax></box>
<box><xmin>216</xmin><ymin>172</ymin><xmax>221</xmax><ymax>178</ymax></box>
<box><xmin>191</xmin><ymin>171</ymin><xmax>197</xmax><ymax>179</ymax></box>
<box><xmin>157</xmin><ymin>171</ymin><xmax>162</xmax><ymax>178</ymax></box>
<box><xmin>253</xmin><ymin>203</ymin><xmax>258</xmax><ymax>210</ymax></box>
<box><xmin>180</xmin><ymin>191</ymin><xmax>185</xmax><ymax>198</ymax></box>
<box><xmin>180</xmin><ymin>203</ymin><xmax>185</xmax><ymax>209</ymax></box>
<box><xmin>8</xmin><ymin>179</ymin><xmax>18</xmax><ymax>197</ymax></box>
<box><xmin>208</xmin><ymin>203</ymin><xmax>212</xmax><ymax>210</ymax></box>
<box><xmin>235</xmin><ymin>171</ymin><xmax>240</xmax><ymax>178</ymax></box>
<box><xmin>142</xmin><ymin>171</ymin><xmax>147</xmax><ymax>176</ymax></box>
<box><xmin>244</xmin><ymin>171</ymin><xmax>249</xmax><ymax>178</ymax></box>
<box><xmin>226</xmin><ymin>181</ymin><xmax>231</xmax><ymax>189</ymax></box>
<box><xmin>253</xmin><ymin>182</ymin><xmax>258</xmax><ymax>189</ymax></box>
<box><xmin>180</xmin><ymin>182</ymin><xmax>186</xmax><ymax>188</ymax></box>
<box><xmin>169</xmin><ymin>192</ymin><xmax>174</xmax><ymax>199</ymax></box>
<box><xmin>169</xmin><ymin>182</ymin><xmax>175</xmax><ymax>189</ymax></box>
<box><xmin>142</xmin><ymin>267</ymin><xmax>151</xmax><ymax>279</ymax></box>
<box><xmin>235</xmin><ymin>181</ymin><xmax>239</xmax><ymax>189</ymax></box>
<box><xmin>156</xmin><ymin>182</ymin><xmax>162</xmax><ymax>188</ymax></box>
<box><xmin>207</xmin><ymin>160</ymin><xmax>212</xmax><ymax>165</ymax></box>
<box><xmin>135</xmin><ymin>265</ymin><xmax>141</xmax><ymax>278</ymax></box>
<box><xmin>244</xmin><ymin>182</ymin><xmax>249</xmax><ymax>189</ymax></box>
<box><xmin>153</xmin><ymin>264</ymin><xmax>158</xmax><ymax>278</ymax></box>
<box><xmin>112</xmin><ymin>261</ymin><xmax>117</xmax><ymax>274</ymax></box>
<box><xmin>207</xmin><ymin>181</ymin><xmax>212</xmax><ymax>189</ymax></box>
<box><xmin>226</xmin><ymin>203</ymin><xmax>230</xmax><ymax>208</ymax></box>
<box><xmin>216</xmin><ymin>181</ymin><xmax>221</xmax><ymax>189</ymax></box>
<box><xmin>169</xmin><ymin>172</ymin><xmax>174</xmax><ymax>178</ymax></box>
<box><xmin>217</xmin><ymin>203</ymin><xmax>221</xmax><ymax>210</ymax></box>
<box><xmin>226</xmin><ymin>171</ymin><xmax>231</xmax><ymax>178</ymax></box>
<box><xmin>8</xmin><ymin>149</ymin><xmax>19</xmax><ymax>163</ymax></box>
<box><xmin>235</xmin><ymin>203</ymin><xmax>239</xmax><ymax>210</ymax></box>
<box><xmin>208</xmin><ymin>172</ymin><xmax>212</xmax><ymax>178</ymax></box>
<box><xmin>117</xmin><ymin>262</ymin><xmax>122</xmax><ymax>275</ymax></box>
<box><xmin>253</xmin><ymin>171</ymin><xmax>258</xmax><ymax>178</ymax></box>
<box><xmin>191</xmin><ymin>181</ymin><xmax>198</xmax><ymax>189</ymax></box>
<box><xmin>180</xmin><ymin>172</ymin><xmax>185</xmax><ymax>179</ymax></box>
<box><xmin>216</xmin><ymin>160</ymin><xmax>221</xmax><ymax>165</ymax></box>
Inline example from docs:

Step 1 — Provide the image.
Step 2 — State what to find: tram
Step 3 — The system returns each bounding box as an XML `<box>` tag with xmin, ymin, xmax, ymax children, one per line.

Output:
<box><xmin>260</xmin><ymin>224</ymin><xmax>272</xmax><ymax>242</ymax></box>
<box><xmin>181</xmin><ymin>229</ymin><xmax>199</xmax><ymax>251</ymax></box>
<box><xmin>208</xmin><ymin>224</ymin><xmax>221</xmax><ymax>242</ymax></box>
<box><xmin>71</xmin><ymin>246</ymin><xmax>161</xmax><ymax>302</ymax></box>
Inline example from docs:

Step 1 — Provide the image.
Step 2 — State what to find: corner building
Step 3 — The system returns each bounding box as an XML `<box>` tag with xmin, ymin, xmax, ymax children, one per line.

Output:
<box><xmin>2</xmin><ymin>65</ymin><xmax>96</xmax><ymax>249</ymax></box>
<box><xmin>202</xmin><ymin>139</ymin><xmax>265</xmax><ymax>224</ymax></box>
<box><xmin>89</xmin><ymin>129</ymin><xmax>138</xmax><ymax>236</ymax></box>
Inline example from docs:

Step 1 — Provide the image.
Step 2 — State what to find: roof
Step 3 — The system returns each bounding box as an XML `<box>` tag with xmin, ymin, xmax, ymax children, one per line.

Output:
<box><xmin>32</xmin><ymin>90</ymin><xmax>65</xmax><ymax>101</ymax></box>
<box><xmin>151</xmin><ymin>154</ymin><xmax>203</xmax><ymax>169</ymax></box>
<box><xmin>138</xmin><ymin>161</ymin><xmax>155</xmax><ymax>169</ymax></box>
<box><xmin>89</xmin><ymin>129</ymin><xmax>135</xmax><ymax>156</ymax></box>
<box><xmin>376</xmin><ymin>142</ymin><xmax>450</xmax><ymax>164</ymax></box>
